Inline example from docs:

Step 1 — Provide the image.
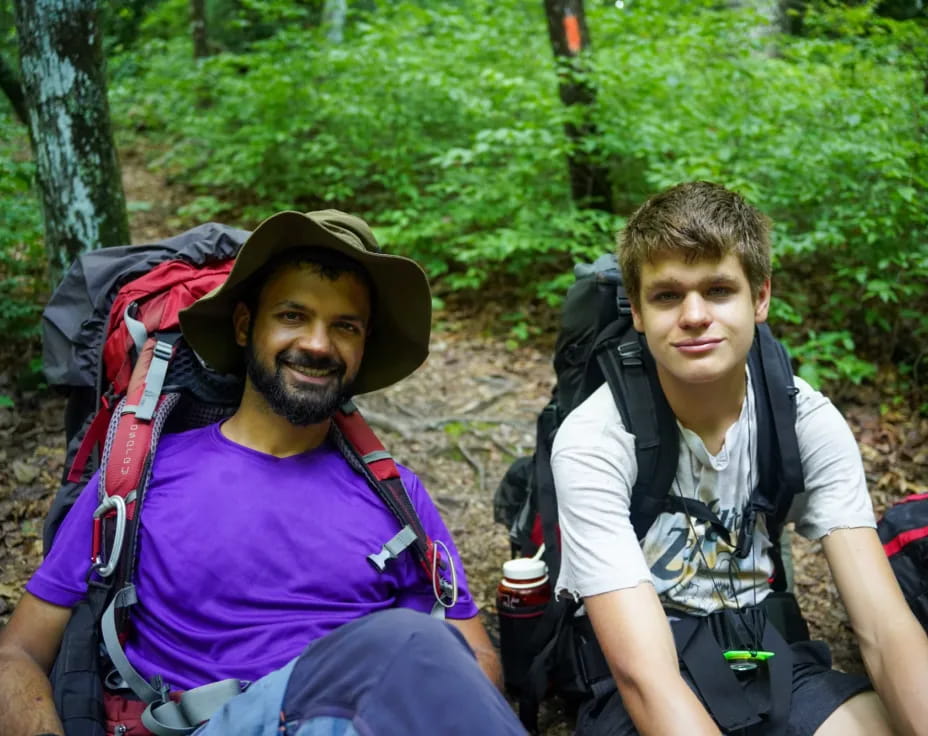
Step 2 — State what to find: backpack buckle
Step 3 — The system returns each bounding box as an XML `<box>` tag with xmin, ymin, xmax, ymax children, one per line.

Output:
<box><xmin>617</xmin><ymin>340</ymin><xmax>642</xmax><ymax>367</ymax></box>
<box><xmin>616</xmin><ymin>294</ymin><xmax>632</xmax><ymax>316</ymax></box>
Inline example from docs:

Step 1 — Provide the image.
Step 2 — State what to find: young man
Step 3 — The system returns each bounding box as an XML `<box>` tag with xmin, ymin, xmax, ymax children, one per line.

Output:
<box><xmin>0</xmin><ymin>210</ymin><xmax>526</xmax><ymax>735</ymax></box>
<box><xmin>552</xmin><ymin>182</ymin><xmax>928</xmax><ymax>736</ymax></box>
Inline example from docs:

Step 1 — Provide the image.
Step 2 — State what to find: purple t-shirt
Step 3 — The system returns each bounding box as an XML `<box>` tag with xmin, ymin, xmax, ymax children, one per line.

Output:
<box><xmin>28</xmin><ymin>422</ymin><xmax>477</xmax><ymax>690</ymax></box>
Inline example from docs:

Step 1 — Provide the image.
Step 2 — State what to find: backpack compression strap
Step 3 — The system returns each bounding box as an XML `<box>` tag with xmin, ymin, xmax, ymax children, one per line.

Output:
<box><xmin>332</xmin><ymin>401</ymin><xmax>457</xmax><ymax>617</ymax></box>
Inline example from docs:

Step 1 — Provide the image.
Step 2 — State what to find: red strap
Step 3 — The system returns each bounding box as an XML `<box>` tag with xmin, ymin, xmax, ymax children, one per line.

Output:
<box><xmin>101</xmin><ymin>339</ymin><xmax>161</xmax><ymax>520</ymax></box>
<box><xmin>883</xmin><ymin>526</ymin><xmax>928</xmax><ymax>558</ymax></box>
<box><xmin>895</xmin><ymin>492</ymin><xmax>928</xmax><ymax>506</ymax></box>
<box><xmin>67</xmin><ymin>405</ymin><xmax>114</xmax><ymax>483</ymax></box>
<box><xmin>333</xmin><ymin>409</ymin><xmax>400</xmax><ymax>482</ymax></box>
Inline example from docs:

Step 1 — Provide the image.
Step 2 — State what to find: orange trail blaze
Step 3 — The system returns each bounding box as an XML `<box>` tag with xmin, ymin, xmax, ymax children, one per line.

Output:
<box><xmin>563</xmin><ymin>11</ymin><xmax>582</xmax><ymax>54</ymax></box>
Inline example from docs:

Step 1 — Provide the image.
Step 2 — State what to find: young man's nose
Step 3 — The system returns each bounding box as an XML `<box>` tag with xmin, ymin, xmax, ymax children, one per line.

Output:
<box><xmin>679</xmin><ymin>293</ymin><xmax>711</xmax><ymax>327</ymax></box>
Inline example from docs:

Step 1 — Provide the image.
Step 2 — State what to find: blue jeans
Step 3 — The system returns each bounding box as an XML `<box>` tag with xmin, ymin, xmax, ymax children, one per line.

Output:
<box><xmin>196</xmin><ymin>609</ymin><xmax>526</xmax><ymax>736</ymax></box>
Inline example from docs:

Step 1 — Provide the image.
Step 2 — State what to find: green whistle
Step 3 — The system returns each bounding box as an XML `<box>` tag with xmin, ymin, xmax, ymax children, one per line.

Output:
<box><xmin>722</xmin><ymin>649</ymin><xmax>775</xmax><ymax>661</ymax></box>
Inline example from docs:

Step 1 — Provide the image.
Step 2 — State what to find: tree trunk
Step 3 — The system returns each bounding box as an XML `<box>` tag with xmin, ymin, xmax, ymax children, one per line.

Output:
<box><xmin>323</xmin><ymin>0</ymin><xmax>348</xmax><ymax>44</ymax></box>
<box><xmin>13</xmin><ymin>0</ymin><xmax>129</xmax><ymax>284</ymax></box>
<box><xmin>542</xmin><ymin>0</ymin><xmax>612</xmax><ymax>212</ymax></box>
<box><xmin>191</xmin><ymin>0</ymin><xmax>211</xmax><ymax>58</ymax></box>
<box><xmin>0</xmin><ymin>54</ymin><xmax>29</xmax><ymax>125</ymax></box>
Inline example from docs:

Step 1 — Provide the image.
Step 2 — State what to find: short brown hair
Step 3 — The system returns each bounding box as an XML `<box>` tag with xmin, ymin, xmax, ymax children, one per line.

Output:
<box><xmin>618</xmin><ymin>181</ymin><xmax>771</xmax><ymax>308</ymax></box>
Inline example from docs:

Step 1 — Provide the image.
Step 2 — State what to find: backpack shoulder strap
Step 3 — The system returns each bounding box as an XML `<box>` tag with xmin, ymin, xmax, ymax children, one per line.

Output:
<box><xmin>593</xmin><ymin>326</ymin><xmax>679</xmax><ymax>540</ymax></box>
<box><xmin>747</xmin><ymin>325</ymin><xmax>805</xmax><ymax>525</ymax></box>
<box><xmin>331</xmin><ymin>401</ymin><xmax>456</xmax><ymax>613</ymax></box>
<box><xmin>745</xmin><ymin>324</ymin><xmax>804</xmax><ymax>590</ymax></box>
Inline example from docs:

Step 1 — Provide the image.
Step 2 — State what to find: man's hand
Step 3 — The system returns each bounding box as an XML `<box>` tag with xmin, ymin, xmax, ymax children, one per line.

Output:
<box><xmin>447</xmin><ymin>614</ymin><xmax>504</xmax><ymax>691</ymax></box>
<box><xmin>585</xmin><ymin>583</ymin><xmax>720</xmax><ymax>736</ymax></box>
<box><xmin>0</xmin><ymin>592</ymin><xmax>71</xmax><ymax>736</ymax></box>
<box><xmin>823</xmin><ymin>526</ymin><xmax>928</xmax><ymax>736</ymax></box>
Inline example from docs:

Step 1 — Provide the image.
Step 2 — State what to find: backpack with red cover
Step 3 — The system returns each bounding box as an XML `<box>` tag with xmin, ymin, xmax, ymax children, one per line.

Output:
<box><xmin>41</xmin><ymin>225</ymin><xmax>455</xmax><ymax>736</ymax></box>
<box><xmin>878</xmin><ymin>492</ymin><xmax>928</xmax><ymax>632</ymax></box>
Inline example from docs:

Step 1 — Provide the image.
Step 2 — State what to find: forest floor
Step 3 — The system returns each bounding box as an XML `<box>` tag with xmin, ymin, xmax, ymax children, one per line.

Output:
<box><xmin>1</xmin><ymin>160</ymin><xmax>926</xmax><ymax>733</ymax></box>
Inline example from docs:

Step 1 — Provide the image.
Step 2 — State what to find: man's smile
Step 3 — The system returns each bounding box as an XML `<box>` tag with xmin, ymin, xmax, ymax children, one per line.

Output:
<box><xmin>672</xmin><ymin>337</ymin><xmax>723</xmax><ymax>354</ymax></box>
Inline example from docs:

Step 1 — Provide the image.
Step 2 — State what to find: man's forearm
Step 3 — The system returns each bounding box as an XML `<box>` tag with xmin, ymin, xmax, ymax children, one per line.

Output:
<box><xmin>615</xmin><ymin>668</ymin><xmax>720</xmax><ymax>736</ymax></box>
<box><xmin>858</xmin><ymin>612</ymin><xmax>928</xmax><ymax>736</ymax></box>
<box><xmin>471</xmin><ymin>643</ymin><xmax>504</xmax><ymax>691</ymax></box>
<box><xmin>0</xmin><ymin>650</ymin><xmax>64</xmax><ymax>736</ymax></box>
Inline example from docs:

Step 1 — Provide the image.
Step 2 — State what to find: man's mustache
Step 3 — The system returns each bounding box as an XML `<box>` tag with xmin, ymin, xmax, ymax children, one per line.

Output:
<box><xmin>277</xmin><ymin>350</ymin><xmax>346</xmax><ymax>378</ymax></box>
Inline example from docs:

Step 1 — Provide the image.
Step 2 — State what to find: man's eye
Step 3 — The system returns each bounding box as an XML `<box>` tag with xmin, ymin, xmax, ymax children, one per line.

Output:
<box><xmin>707</xmin><ymin>286</ymin><xmax>733</xmax><ymax>298</ymax></box>
<box><xmin>653</xmin><ymin>292</ymin><xmax>679</xmax><ymax>303</ymax></box>
<box><xmin>335</xmin><ymin>322</ymin><xmax>361</xmax><ymax>334</ymax></box>
<box><xmin>280</xmin><ymin>311</ymin><xmax>302</xmax><ymax>322</ymax></box>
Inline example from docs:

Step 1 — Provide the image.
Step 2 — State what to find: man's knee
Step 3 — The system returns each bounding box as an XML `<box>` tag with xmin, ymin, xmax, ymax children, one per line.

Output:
<box><xmin>341</xmin><ymin>608</ymin><xmax>471</xmax><ymax>656</ymax></box>
<box><xmin>814</xmin><ymin>691</ymin><xmax>893</xmax><ymax>736</ymax></box>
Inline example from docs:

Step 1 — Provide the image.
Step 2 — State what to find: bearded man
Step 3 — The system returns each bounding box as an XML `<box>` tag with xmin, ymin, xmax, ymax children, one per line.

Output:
<box><xmin>0</xmin><ymin>210</ymin><xmax>525</xmax><ymax>736</ymax></box>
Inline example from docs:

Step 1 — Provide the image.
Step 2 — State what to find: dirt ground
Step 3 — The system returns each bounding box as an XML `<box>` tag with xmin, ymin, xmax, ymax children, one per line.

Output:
<box><xmin>1</xmin><ymin>164</ymin><xmax>926</xmax><ymax>733</ymax></box>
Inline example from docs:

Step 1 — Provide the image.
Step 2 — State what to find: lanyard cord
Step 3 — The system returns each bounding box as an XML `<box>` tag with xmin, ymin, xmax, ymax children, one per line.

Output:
<box><xmin>671</xmin><ymin>380</ymin><xmax>764</xmax><ymax>655</ymax></box>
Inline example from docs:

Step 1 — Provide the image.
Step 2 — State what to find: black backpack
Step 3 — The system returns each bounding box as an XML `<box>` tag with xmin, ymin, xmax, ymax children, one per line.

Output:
<box><xmin>878</xmin><ymin>493</ymin><xmax>928</xmax><ymax>632</ymax></box>
<box><xmin>493</xmin><ymin>254</ymin><xmax>808</xmax><ymax>732</ymax></box>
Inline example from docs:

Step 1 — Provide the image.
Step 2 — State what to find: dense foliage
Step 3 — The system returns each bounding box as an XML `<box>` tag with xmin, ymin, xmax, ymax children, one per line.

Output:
<box><xmin>1</xmin><ymin>0</ymin><xmax>926</xmax><ymax>401</ymax></box>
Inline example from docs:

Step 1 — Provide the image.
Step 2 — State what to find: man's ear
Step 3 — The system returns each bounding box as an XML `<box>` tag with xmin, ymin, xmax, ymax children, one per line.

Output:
<box><xmin>631</xmin><ymin>302</ymin><xmax>644</xmax><ymax>333</ymax></box>
<box><xmin>232</xmin><ymin>302</ymin><xmax>251</xmax><ymax>347</ymax></box>
<box><xmin>754</xmin><ymin>278</ymin><xmax>772</xmax><ymax>324</ymax></box>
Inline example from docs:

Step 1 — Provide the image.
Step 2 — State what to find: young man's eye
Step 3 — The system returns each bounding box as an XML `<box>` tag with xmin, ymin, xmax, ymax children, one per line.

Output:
<box><xmin>279</xmin><ymin>311</ymin><xmax>303</xmax><ymax>322</ymax></box>
<box><xmin>707</xmin><ymin>286</ymin><xmax>733</xmax><ymax>298</ymax></box>
<box><xmin>652</xmin><ymin>291</ymin><xmax>680</xmax><ymax>303</ymax></box>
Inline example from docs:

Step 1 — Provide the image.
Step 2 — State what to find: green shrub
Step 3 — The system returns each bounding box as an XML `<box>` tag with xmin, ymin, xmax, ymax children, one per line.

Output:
<box><xmin>106</xmin><ymin>0</ymin><xmax>928</xmax><ymax>392</ymax></box>
<box><xmin>0</xmin><ymin>112</ymin><xmax>45</xmax><ymax>343</ymax></box>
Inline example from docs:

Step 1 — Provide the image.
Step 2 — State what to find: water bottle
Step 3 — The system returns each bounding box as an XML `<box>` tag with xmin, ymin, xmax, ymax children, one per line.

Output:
<box><xmin>496</xmin><ymin>556</ymin><xmax>552</xmax><ymax>695</ymax></box>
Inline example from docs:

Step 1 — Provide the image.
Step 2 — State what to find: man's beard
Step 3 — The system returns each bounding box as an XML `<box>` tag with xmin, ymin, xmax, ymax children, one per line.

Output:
<box><xmin>245</xmin><ymin>339</ymin><xmax>353</xmax><ymax>427</ymax></box>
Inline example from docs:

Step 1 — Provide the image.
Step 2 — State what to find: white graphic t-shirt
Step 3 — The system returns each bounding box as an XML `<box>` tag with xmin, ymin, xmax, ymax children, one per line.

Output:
<box><xmin>552</xmin><ymin>369</ymin><xmax>875</xmax><ymax>615</ymax></box>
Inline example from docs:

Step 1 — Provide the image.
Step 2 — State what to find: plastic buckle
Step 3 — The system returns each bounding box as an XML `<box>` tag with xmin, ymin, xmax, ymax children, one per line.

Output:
<box><xmin>616</xmin><ymin>294</ymin><xmax>632</xmax><ymax>316</ymax></box>
<box><xmin>92</xmin><ymin>495</ymin><xmax>128</xmax><ymax>578</ymax></box>
<box><xmin>617</xmin><ymin>340</ymin><xmax>642</xmax><ymax>367</ymax></box>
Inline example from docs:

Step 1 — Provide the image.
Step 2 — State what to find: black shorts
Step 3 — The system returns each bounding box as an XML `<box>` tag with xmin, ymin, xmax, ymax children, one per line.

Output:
<box><xmin>575</xmin><ymin>636</ymin><xmax>871</xmax><ymax>736</ymax></box>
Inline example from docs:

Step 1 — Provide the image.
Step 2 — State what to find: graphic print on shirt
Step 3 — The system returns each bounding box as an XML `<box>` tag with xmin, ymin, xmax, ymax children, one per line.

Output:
<box><xmin>644</xmin><ymin>498</ymin><xmax>772</xmax><ymax>614</ymax></box>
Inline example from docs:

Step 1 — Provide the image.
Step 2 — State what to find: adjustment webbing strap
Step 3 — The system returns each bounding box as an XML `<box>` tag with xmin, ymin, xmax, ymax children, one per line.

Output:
<box><xmin>102</xmin><ymin>585</ymin><xmax>242</xmax><ymax>735</ymax></box>
<box><xmin>101</xmin><ymin>585</ymin><xmax>162</xmax><ymax>704</ymax></box>
<box><xmin>136</xmin><ymin>336</ymin><xmax>179</xmax><ymax>421</ymax></box>
<box><xmin>141</xmin><ymin>680</ymin><xmax>243</xmax><ymax>736</ymax></box>
<box><xmin>124</xmin><ymin>304</ymin><xmax>148</xmax><ymax>354</ymax></box>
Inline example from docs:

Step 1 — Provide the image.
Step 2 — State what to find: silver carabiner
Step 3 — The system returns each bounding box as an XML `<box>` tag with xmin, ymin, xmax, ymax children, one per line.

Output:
<box><xmin>92</xmin><ymin>495</ymin><xmax>127</xmax><ymax>578</ymax></box>
<box><xmin>431</xmin><ymin>539</ymin><xmax>459</xmax><ymax>610</ymax></box>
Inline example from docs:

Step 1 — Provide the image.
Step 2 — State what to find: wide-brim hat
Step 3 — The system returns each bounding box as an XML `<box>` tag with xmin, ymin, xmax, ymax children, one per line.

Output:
<box><xmin>178</xmin><ymin>209</ymin><xmax>431</xmax><ymax>395</ymax></box>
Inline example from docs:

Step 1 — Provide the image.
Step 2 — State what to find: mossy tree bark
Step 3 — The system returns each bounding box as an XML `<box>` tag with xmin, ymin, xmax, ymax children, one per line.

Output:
<box><xmin>13</xmin><ymin>0</ymin><xmax>129</xmax><ymax>285</ymax></box>
<box><xmin>542</xmin><ymin>0</ymin><xmax>613</xmax><ymax>212</ymax></box>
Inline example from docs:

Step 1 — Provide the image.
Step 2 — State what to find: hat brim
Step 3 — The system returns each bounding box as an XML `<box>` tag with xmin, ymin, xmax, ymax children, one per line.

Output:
<box><xmin>179</xmin><ymin>211</ymin><xmax>431</xmax><ymax>395</ymax></box>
